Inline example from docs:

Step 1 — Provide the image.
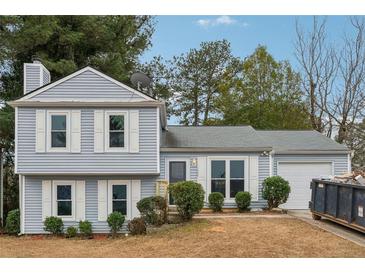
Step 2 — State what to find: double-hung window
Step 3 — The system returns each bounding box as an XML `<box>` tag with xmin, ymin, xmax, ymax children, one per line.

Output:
<box><xmin>108</xmin><ymin>180</ymin><xmax>129</xmax><ymax>217</ymax></box>
<box><xmin>47</xmin><ymin>111</ymin><xmax>70</xmax><ymax>152</ymax></box>
<box><xmin>105</xmin><ymin>111</ymin><xmax>128</xmax><ymax>152</ymax></box>
<box><xmin>210</xmin><ymin>158</ymin><xmax>246</xmax><ymax>199</ymax></box>
<box><xmin>53</xmin><ymin>181</ymin><xmax>75</xmax><ymax>220</ymax></box>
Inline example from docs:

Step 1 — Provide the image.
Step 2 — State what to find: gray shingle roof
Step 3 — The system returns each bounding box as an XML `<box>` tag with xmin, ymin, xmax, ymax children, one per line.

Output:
<box><xmin>161</xmin><ymin>126</ymin><xmax>271</xmax><ymax>150</ymax></box>
<box><xmin>256</xmin><ymin>130</ymin><xmax>349</xmax><ymax>152</ymax></box>
<box><xmin>161</xmin><ymin>126</ymin><xmax>349</xmax><ymax>153</ymax></box>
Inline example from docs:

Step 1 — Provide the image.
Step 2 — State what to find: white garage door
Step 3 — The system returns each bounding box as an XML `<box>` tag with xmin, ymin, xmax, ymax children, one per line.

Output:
<box><xmin>277</xmin><ymin>162</ymin><xmax>333</xmax><ymax>209</ymax></box>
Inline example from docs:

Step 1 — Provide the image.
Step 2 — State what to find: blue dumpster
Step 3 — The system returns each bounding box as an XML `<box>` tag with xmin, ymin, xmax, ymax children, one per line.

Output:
<box><xmin>310</xmin><ymin>179</ymin><xmax>365</xmax><ymax>233</ymax></box>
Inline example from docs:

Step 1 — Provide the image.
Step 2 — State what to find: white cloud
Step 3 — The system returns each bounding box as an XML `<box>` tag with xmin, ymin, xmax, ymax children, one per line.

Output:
<box><xmin>196</xmin><ymin>16</ymin><xmax>248</xmax><ymax>28</ymax></box>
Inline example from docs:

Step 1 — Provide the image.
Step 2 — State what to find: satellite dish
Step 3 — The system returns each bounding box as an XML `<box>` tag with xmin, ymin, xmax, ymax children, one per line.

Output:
<box><xmin>130</xmin><ymin>72</ymin><xmax>151</xmax><ymax>91</ymax></box>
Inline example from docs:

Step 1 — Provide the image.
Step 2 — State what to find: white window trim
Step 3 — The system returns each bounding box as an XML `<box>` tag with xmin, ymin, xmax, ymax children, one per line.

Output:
<box><xmin>52</xmin><ymin>180</ymin><xmax>76</xmax><ymax>221</ymax></box>
<box><xmin>207</xmin><ymin>156</ymin><xmax>249</xmax><ymax>202</ymax></box>
<box><xmin>108</xmin><ymin>180</ymin><xmax>131</xmax><ymax>220</ymax></box>
<box><xmin>47</xmin><ymin>110</ymin><xmax>71</xmax><ymax>152</ymax></box>
<box><xmin>104</xmin><ymin>110</ymin><xmax>129</xmax><ymax>152</ymax></box>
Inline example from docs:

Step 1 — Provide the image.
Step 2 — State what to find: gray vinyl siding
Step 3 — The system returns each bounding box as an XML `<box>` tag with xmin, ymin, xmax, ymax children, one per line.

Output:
<box><xmin>24</xmin><ymin>175</ymin><xmax>158</xmax><ymax>234</ymax></box>
<box><xmin>17</xmin><ymin>107</ymin><xmax>159</xmax><ymax>174</ymax></box>
<box><xmin>42</xmin><ymin>67</ymin><xmax>50</xmax><ymax>85</ymax></box>
<box><xmin>272</xmin><ymin>154</ymin><xmax>349</xmax><ymax>176</ymax></box>
<box><xmin>25</xmin><ymin>64</ymin><xmax>41</xmax><ymax>94</ymax></box>
<box><xmin>160</xmin><ymin>152</ymin><xmax>269</xmax><ymax>208</ymax></box>
<box><xmin>30</xmin><ymin>70</ymin><xmax>146</xmax><ymax>101</ymax></box>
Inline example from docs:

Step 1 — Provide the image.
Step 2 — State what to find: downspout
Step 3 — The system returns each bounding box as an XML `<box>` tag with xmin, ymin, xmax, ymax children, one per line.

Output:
<box><xmin>0</xmin><ymin>148</ymin><xmax>3</xmax><ymax>226</ymax></box>
<box><xmin>269</xmin><ymin>150</ymin><xmax>274</xmax><ymax>177</ymax></box>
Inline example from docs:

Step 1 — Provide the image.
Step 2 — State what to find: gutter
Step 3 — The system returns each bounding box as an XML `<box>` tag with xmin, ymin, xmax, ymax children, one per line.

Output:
<box><xmin>273</xmin><ymin>150</ymin><xmax>350</xmax><ymax>155</ymax></box>
<box><xmin>7</xmin><ymin>100</ymin><xmax>165</xmax><ymax>108</ymax></box>
<box><xmin>160</xmin><ymin>147</ymin><xmax>273</xmax><ymax>152</ymax></box>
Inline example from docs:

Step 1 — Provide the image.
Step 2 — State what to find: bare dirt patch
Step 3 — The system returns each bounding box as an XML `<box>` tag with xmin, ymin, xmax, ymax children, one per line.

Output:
<box><xmin>1</xmin><ymin>217</ymin><xmax>365</xmax><ymax>258</ymax></box>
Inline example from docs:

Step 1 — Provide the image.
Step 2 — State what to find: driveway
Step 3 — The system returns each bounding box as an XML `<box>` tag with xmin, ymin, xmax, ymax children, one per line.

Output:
<box><xmin>288</xmin><ymin>210</ymin><xmax>365</xmax><ymax>248</ymax></box>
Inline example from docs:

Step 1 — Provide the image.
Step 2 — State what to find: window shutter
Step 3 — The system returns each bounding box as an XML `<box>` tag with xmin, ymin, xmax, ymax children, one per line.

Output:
<box><xmin>249</xmin><ymin>156</ymin><xmax>259</xmax><ymax>201</ymax></box>
<box><xmin>197</xmin><ymin>157</ymin><xmax>207</xmax><ymax>202</ymax></box>
<box><xmin>71</xmin><ymin>110</ymin><xmax>81</xmax><ymax>153</ymax></box>
<box><xmin>97</xmin><ymin>180</ymin><xmax>108</xmax><ymax>221</ymax></box>
<box><xmin>94</xmin><ymin>110</ymin><xmax>104</xmax><ymax>153</ymax></box>
<box><xmin>42</xmin><ymin>180</ymin><xmax>52</xmax><ymax>220</ymax></box>
<box><xmin>75</xmin><ymin>180</ymin><xmax>85</xmax><ymax>221</ymax></box>
<box><xmin>36</xmin><ymin>109</ymin><xmax>46</xmax><ymax>153</ymax></box>
<box><xmin>131</xmin><ymin>180</ymin><xmax>141</xmax><ymax>218</ymax></box>
<box><xmin>129</xmin><ymin>110</ymin><xmax>139</xmax><ymax>153</ymax></box>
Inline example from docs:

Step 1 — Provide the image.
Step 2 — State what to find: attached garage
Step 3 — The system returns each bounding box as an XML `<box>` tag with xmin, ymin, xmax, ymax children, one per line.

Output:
<box><xmin>277</xmin><ymin>162</ymin><xmax>333</xmax><ymax>209</ymax></box>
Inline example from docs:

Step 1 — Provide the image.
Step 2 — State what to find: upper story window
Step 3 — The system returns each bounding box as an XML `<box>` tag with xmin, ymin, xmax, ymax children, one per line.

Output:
<box><xmin>51</xmin><ymin>115</ymin><xmax>67</xmax><ymax>148</ymax></box>
<box><xmin>47</xmin><ymin>110</ymin><xmax>70</xmax><ymax>152</ymax></box>
<box><xmin>105</xmin><ymin>111</ymin><xmax>128</xmax><ymax>152</ymax></box>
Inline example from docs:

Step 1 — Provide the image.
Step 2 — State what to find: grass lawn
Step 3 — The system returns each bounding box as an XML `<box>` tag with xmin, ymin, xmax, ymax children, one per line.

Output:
<box><xmin>1</xmin><ymin>217</ymin><xmax>365</xmax><ymax>258</ymax></box>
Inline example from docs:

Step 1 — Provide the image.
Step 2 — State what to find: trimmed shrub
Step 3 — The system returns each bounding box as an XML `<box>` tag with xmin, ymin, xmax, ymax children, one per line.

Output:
<box><xmin>235</xmin><ymin>191</ymin><xmax>252</xmax><ymax>212</ymax></box>
<box><xmin>169</xmin><ymin>181</ymin><xmax>205</xmax><ymax>221</ymax></box>
<box><xmin>128</xmin><ymin>217</ymin><xmax>147</xmax><ymax>235</ymax></box>
<box><xmin>107</xmin><ymin>211</ymin><xmax>125</xmax><ymax>237</ymax></box>
<box><xmin>5</xmin><ymin>209</ymin><xmax>20</xmax><ymax>235</ymax></box>
<box><xmin>137</xmin><ymin>196</ymin><xmax>167</xmax><ymax>225</ymax></box>
<box><xmin>262</xmin><ymin>176</ymin><xmax>291</xmax><ymax>210</ymax></box>
<box><xmin>66</xmin><ymin>226</ymin><xmax>78</xmax><ymax>238</ymax></box>
<box><xmin>208</xmin><ymin>192</ymin><xmax>224</xmax><ymax>212</ymax></box>
<box><xmin>79</xmin><ymin>220</ymin><xmax>93</xmax><ymax>239</ymax></box>
<box><xmin>44</xmin><ymin>216</ymin><xmax>64</xmax><ymax>235</ymax></box>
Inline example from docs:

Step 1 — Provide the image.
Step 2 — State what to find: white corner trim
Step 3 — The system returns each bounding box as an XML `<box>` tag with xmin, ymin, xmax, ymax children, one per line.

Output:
<box><xmin>157</xmin><ymin>107</ymin><xmax>160</xmax><ymax>174</ymax></box>
<box><xmin>23</xmin><ymin>63</ymin><xmax>27</xmax><ymax>95</ymax></box>
<box><xmin>19</xmin><ymin>66</ymin><xmax>155</xmax><ymax>102</ymax></box>
<box><xmin>15</xmin><ymin>107</ymin><xmax>18</xmax><ymax>173</ymax></box>
<box><xmin>269</xmin><ymin>151</ymin><xmax>273</xmax><ymax>177</ymax></box>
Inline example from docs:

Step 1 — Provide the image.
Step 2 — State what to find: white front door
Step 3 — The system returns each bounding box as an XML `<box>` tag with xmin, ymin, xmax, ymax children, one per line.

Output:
<box><xmin>277</xmin><ymin>162</ymin><xmax>333</xmax><ymax>209</ymax></box>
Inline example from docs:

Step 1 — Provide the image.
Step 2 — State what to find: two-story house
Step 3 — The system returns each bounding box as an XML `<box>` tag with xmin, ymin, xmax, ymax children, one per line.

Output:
<box><xmin>9</xmin><ymin>60</ymin><xmax>351</xmax><ymax>234</ymax></box>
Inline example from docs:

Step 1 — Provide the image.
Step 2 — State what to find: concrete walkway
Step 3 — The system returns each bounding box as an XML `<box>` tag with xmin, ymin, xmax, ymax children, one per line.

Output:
<box><xmin>288</xmin><ymin>210</ymin><xmax>365</xmax><ymax>248</ymax></box>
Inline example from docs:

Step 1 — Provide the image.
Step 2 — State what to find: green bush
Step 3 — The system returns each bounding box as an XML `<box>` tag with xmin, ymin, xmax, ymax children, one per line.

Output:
<box><xmin>169</xmin><ymin>181</ymin><xmax>205</xmax><ymax>221</ymax></box>
<box><xmin>107</xmin><ymin>211</ymin><xmax>125</xmax><ymax>237</ymax></box>
<box><xmin>5</xmin><ymin>209</ymin><xmax>20</xmax><ymax>235</ymax></box>
<box><xmin>128</xmin><ymin>217</ymin><xmax>147</xmax><ymax>235</ymax></box>
<box><xmin>235</xmin><ymin>191</ymin><xmax>252</xmax><ymax>212</ymax></box>
<box><xmin>137</xmin><ymin>196</ymin><xmax>167</xmax><ymax>225</ymax></box>
<box><xmin>262</xmin><ymin>176</ymin><xmax>291</xmax><ymax>210</ymax></box>
<box><xmin>43</xmin><ymin>216</ymin><xmax>64</xmax><ymax>235</ymax></box>
<box><xmin>79</xmin><ymin>220</ymin><xmax>93</xmax><ymax>238</ymax></box>
<box><xmin>66</xmin><ymin>226</ymin><xmax>78</xmax><ymax>238</ymax></box>
<box><xmin>208</xmin><ymin>192</ymin><xmax>224</xmax><ymax>212</ymax></box>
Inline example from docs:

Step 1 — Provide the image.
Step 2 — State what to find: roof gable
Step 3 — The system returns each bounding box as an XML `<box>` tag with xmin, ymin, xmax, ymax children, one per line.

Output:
<box><xmin>19</xmin><ymin>66</ymin><xmax>155</xmax><ymax>102</ymax></box>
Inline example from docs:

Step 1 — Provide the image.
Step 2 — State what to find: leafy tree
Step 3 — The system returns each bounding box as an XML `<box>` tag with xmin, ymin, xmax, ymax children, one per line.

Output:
<box><xmin>168</xmin><ymin>40</ymin><xmax>239</xmax><ymax>125</ymax></box>
<box><xmin>214</xmin><ymin>46</ymin><xmax>311</xmax><ymax>129</ymax></box>
<box><xmin>345</xmin><ymin>120</ymin><xmax>365</xmax><ymax>169</ymax></box>
<box><xmin>0</xmin><ymin>15</ymin><xmax>155</xmax><ymax>216</ymax></box>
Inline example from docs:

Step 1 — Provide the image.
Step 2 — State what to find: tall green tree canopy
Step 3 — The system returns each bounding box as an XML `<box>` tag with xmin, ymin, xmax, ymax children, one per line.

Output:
<box><xmin>168</xmin><ymin>40</ymin><xmax>239</xmax><ymax>125</ymax></box>
<box><xmin>0</xmin><ymin>15</ymin><xmax>155</xmax><ymax>215</ymax></box>
<box><xmin>213</xmin><ymin>46</ymin><xmax>311</xmax><ymax>129</ymax></box>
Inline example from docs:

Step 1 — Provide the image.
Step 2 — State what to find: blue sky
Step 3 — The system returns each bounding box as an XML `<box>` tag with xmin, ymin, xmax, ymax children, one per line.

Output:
<box><xmin>140</xmin><ymin>16</ymin><xmax>354</xmax><ymax>70</ymax></box>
